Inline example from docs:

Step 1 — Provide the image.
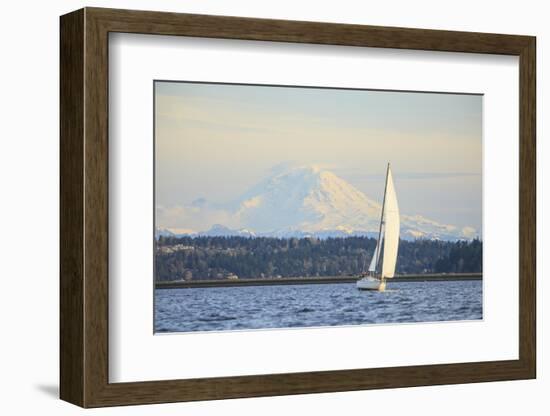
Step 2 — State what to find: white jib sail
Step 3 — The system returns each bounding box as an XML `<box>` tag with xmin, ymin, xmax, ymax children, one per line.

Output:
<box><xmin>381</xmin><ymin>167</ymin><xmax>400</xmax><ymax>278</ymax></box>
<box><xmin>368</xmin><ymin>242</ymin><xmax>379</xmax><ymax>272</ymax></box>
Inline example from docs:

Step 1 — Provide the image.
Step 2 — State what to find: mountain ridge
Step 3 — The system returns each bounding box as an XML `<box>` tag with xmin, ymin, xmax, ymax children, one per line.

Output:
<box><xmin>157</xmin><ymin>165</ymin><xmax>478</xmax><ymax>241</ymax></box>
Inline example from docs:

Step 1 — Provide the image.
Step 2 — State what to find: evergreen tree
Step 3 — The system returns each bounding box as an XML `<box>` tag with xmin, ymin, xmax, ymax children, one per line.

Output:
<box><xmin>155</xmin><ymin>236</ymin><xmax>482</xmax><ymax>281</ymax></box>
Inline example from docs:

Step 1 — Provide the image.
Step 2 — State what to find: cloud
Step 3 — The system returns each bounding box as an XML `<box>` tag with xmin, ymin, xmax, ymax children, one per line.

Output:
<box><xmin>156</xmin><ymin>204</ymin><xmax>238</xmax><ymax>232</ymax></box>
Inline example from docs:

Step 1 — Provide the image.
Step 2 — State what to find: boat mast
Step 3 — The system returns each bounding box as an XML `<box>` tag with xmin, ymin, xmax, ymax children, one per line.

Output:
<box><xmin>374</xmin><ymin>163</ymin><xmax>391</xmax><ymax>275</ymax></box>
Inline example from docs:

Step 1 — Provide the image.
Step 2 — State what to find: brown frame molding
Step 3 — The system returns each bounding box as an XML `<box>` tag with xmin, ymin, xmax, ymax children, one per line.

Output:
<box><xmin>60</xmin><ymin>7</ymin><xmax>536</xmax><ymax>408</ymax></box>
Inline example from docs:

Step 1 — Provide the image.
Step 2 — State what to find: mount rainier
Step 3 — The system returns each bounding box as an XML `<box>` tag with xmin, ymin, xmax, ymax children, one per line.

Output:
<box><xmin>157</xmin><ymin>165</ymin><xmax>477</xmax><ymax>241</ymax></box>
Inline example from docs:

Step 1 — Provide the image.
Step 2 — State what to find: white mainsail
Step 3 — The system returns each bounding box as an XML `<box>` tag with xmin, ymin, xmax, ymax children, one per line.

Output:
<box><xmin>381</xmin><ymin>166</ymin><xmax>400</xmax><ymax>278</ymax></box>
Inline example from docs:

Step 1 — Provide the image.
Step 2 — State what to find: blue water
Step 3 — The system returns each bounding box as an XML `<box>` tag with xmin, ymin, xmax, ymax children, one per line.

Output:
<box><xmin>154</xmin><ymin>280</ymin><xmax>482</xmax><ymax>333</ymax></box>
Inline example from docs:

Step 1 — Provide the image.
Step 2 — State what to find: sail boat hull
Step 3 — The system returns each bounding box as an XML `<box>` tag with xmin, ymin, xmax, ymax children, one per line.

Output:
<box><xmin>356</xmin><ymin>276</ymin><xmax>386</xmax><ymax>291</ymax></box>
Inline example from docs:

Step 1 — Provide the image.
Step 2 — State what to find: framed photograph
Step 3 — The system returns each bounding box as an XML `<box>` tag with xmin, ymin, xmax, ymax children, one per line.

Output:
<box><xmin>60</xmin><ymin>7</ymin><xmax>536</xmax><ymax>408</ymax></box>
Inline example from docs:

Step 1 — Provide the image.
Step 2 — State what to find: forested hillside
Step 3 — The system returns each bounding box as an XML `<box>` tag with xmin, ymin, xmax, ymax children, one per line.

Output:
<box><xmin>155</xmin><ymin>236</ymin><xmax>482</xmax><ymax>281</ymax></box>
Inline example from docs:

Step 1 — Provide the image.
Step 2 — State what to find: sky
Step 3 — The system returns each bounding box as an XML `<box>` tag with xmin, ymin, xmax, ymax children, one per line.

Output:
<box><xmin>155</xmin><ymin>81</ymin><xmax>482</xmax><ymax>232</ymax></box>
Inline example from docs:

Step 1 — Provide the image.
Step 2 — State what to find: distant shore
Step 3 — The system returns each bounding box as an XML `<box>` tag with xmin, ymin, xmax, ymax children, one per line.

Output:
<box><xmin>155</xmin><ymin>273</ymin><xmax>482</xmax><ymax>289</ymax></box>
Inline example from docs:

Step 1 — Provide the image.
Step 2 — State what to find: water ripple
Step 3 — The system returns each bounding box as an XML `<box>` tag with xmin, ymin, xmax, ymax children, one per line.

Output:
<box><xmin>155</xmin><ymin>281</ymin><xmax>482</xmax><ymax>333</ymax></box>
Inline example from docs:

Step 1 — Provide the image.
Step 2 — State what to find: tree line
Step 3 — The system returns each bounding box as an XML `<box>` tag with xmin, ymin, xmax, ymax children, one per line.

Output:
<box><xmin>155</xmin><ymin>235</ymin><xmax>482</xmax><ymax>281</ymax></box>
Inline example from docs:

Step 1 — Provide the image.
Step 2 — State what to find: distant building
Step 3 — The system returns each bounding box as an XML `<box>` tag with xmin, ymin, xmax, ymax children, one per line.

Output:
<box><xmin>158</xmin><ymin>244</ymin><xmax>195</xmax><ymax>254</ymax></box>
<box><xmin>226</xmin><ymin>274</ymin><xmax>239</xmax><ymax>280</ymax></box>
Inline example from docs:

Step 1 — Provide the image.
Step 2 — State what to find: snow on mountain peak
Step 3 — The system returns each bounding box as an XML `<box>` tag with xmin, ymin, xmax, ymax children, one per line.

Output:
<box><xmin>234</xmin><ymin>165</ymin><xmax>381</xmax><ymax>234</ymax></box>
<box><xmin>158</xmin><ymin>164</ymin><xmax>478</xmax><ymax>240</ymax></box>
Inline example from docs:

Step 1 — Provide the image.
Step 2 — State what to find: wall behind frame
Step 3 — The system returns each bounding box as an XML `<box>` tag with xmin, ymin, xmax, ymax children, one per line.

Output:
<box><xmin>0</xmin><ymin>0</ymin><xmax>545</xmax><ymax>415</ymax></box>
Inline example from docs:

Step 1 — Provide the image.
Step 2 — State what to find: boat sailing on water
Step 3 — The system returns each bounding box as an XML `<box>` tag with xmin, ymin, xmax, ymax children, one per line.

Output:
<box><xmin>356</xmin><ymin>163</ymin><xmax>400</xmax><ymax>291</ymax></box>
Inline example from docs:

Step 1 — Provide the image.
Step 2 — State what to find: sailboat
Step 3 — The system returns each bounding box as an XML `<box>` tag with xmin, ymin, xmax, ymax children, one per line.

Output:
<box><xmin>356</xmin><ymin>163</ymin><xmax>400</xmax><ymax>291</ymax></box>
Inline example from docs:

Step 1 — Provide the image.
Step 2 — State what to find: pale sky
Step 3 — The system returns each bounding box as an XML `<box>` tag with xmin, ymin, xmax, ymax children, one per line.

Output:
<box><xmin>155</xmin><ymin>81</ymin><xmax>482</xmax><ymax>231</ymax></box>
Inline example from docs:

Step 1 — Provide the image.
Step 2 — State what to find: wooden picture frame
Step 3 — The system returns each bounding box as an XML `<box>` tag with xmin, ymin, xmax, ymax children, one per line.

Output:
<box><xmin>60</xmin><ymin>7</ymin><xmax>536</xmax><ymax>408</ymax></box>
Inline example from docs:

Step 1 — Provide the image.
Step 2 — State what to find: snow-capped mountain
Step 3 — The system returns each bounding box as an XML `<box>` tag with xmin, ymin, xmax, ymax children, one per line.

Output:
<box><xmin>158</xmin><ymin>165</ymin><xmax>478</xmax><ymax>240</ymax></box>
<box><xmin>155</xmin><ymin>227</ymin><xmax>177</xmax><ymax>239</ymax></box>
<box><xmin>233</xmin><ymin>165</ymin><xmax>382</xmax><ymax>235</ymax></box>
<box><xmin>198</xmin><ymin>224</ymin><xmax>257</xmax><ymax>238</ymax></box>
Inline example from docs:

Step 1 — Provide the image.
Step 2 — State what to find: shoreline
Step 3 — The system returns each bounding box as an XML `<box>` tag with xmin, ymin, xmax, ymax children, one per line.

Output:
<box><xmin>155</xmin><ymin>273</ymin><xmax>482</xmax><ymax>289</ymax></box>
